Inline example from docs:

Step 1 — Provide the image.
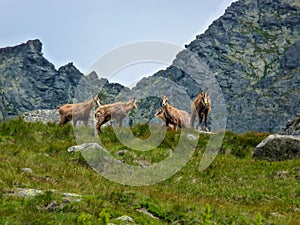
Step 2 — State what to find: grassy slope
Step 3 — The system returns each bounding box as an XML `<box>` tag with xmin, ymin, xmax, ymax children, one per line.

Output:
<box><xmin>0</xmin><ymin>118</ymin><xmax>299</xmax><ymax>225</ymax></box>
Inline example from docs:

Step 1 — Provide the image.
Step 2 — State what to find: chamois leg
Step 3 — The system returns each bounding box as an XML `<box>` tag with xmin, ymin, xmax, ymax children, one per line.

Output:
<box><xmin>165</xmin><ymin>120</ymin><xmax>174</xmax><ymax>130</ymax></box>
<box><xmin>190</xmin><ymin>110</ymin><xmax>197</xmax><ymax>129</ymax></box>
<box><xmin>96</xmin><ymin>116</ymin><xmax>106</xmax><ymax>134</ymax></box>
<box><xmin>83</xmin><ymin>117</ymin><xmax>89</xmax><ymax>127</ymax></box>
<box><xmin>96</xmin><ymin>114</ymin><xmax>112</xmax><ymax>134</ymax></box>
<box><xmin>73</xmin><ymin>119</ymin><xmax>78</xmax><ymax>127</ymax></box>
<box><xmin>96</xmin><ymin>122</ymin><xmax>103</xmax><ymax>134</ymax></box>
<box><xmin>59</xmin><ymin>116</ymin><xmax>69</xmax><ymax>126</ymax></box>
<box><xmin>166</xmin><ymin>120</ymin><xmax>170</xmax><ymax>128</ymax></box>
<box><xmin>116</xmin><ymin>117</ymin><xmax>124</xmax><ymax>127</ymax></box>
<box><xmin>96</xmin><ymin>124</ymin><xmax>102</xmax><ymax>134</ymax></box>
<box><xmin>197</xmin><ymin>113</ymin><xmax>204</xmax><ymax>131</ymax></box>
<box><xmin>204</xmin><ymin>112</ymin><xmax>209</xmax><ymax>132</ymax></box>
<box><xmin>58</xmin><ymin>118</ymin><xmax>64</xmax><ymax>126</ymax></box>
<box><xmin>178</xmin><ymin>123</ymin><xmax>182</xmax><ymax>130</ymax></box>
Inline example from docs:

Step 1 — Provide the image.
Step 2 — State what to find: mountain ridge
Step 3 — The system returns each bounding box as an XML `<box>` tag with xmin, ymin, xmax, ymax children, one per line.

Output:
<box><xmin>0</xmin><ymin>0</ymin><xmax>299</xmax><ymax>133</ymax></box>
<box><xmin>0</xmin><ymin>39</ymin><xmax>128</xmax><ymax>120</ymax></box>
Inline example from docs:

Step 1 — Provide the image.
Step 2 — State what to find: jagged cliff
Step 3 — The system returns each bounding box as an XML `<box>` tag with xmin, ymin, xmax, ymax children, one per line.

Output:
<box><xmin>0</xmin><ymin>40</ymin><xmax>128</xmax><ymax>120</ymax></box>
<box><xmin>186</xmin><ymin>0</ymin><xmax>300</xmax><ymax>132</ymax></box>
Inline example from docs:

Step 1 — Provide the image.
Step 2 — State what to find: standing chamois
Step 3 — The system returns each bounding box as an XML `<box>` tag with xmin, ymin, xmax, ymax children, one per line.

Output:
<box><xmin>190</xmin><ymin>92</ymin><xmax>211</xmax><ymax>131</ymax></box>
<box><xmin>57</xmin><ymin>95</ymin><xmax>100</xmax><ymax>127</ymax></box>
<box><xmin>95</xmin><ymin>98</ymin><xmax>137</xmax><ymax>133</ymax></box>
<box><xmin>161</xmin><ymin>96</ymin><xmax>190</xmax><ymax>130</ymax></box>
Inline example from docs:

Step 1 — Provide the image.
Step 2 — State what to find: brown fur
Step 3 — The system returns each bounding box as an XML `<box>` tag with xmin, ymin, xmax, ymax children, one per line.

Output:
<box><xmin>154</xmin><ymin>108</ymin><xmax>175</xmax><ymax>130</ymax></box>
<box><xmin>95</xmin><ymin>98</ymin><xmax>137</xmax><ymax>133</ymax></box>
<box><xmin>161</xmin><ymin>96</ymin><xmax>190</xmax><ymax>130</ymax></box>
<box><xmin>57</xmin><ymin>95</ymin><xmax>100</xmax><ymax>127</ymax></box>
<box><xmin>190</xmin><ymin>92</ymin><xmax>211</xmax><ymax>131</ymax></box>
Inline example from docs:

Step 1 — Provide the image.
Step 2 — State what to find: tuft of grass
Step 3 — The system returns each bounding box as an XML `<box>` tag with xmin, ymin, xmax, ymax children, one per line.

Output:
<box><xmin>221</xmin><ymin>131</ymin><xmax>268</xmax><ymax>158</ymax></box>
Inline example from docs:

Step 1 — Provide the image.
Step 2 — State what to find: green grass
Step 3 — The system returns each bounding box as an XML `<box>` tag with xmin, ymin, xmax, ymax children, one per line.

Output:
<box><xmin>0</xmin><ymin>118</ymin><xmax>300</xmax><ymax>224</ymax></box>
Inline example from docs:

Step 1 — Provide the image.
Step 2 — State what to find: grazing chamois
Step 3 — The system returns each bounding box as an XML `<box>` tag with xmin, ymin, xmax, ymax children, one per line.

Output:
<box><xmin>95</xmin><ymin>98</ymin><xmax>137</xmax><ymax>133</ymax></box>
<box><xmin>57</xmin><ymin>95</ymin><xmax>100</xmax><ymax>127</ymax></box>
<box><xmin>154</xmin><ymin>108</ymin><xmax>175</xmax><ymax>130</ymax></box>
<box><xmin>161</xmin><ymin>96</ymin><xmax>190</xmax><ymax>130</ymax></box>
<box><xmin>190</xmin><ymin>92</ymin><xmax>211</xmax><ymax>132</ymax></box>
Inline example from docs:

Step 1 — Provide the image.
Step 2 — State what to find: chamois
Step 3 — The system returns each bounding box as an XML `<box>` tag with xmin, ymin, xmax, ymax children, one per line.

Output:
<box><xmin>154</xmin><ymin>108</ymin><xmax>175</xmax><ymax>130</ymax></box>
<box><xmin>161</xmin><ymin>96</ymin><xmax>190</xmax><ymax>130</ymax></box>
<box><xmin>57</xmin><ymin>95</ymin><xmax>100</xmax><ymax>127</ymax></box>
<box><xmin>95</xmin><ymin>98</ymin><xmax>137</xmax><ymax>133</ymax></box>
<box><xmin>190</xmin><ymin>92</ymin><xmax>211</xmax><ymax>132</ymax></box>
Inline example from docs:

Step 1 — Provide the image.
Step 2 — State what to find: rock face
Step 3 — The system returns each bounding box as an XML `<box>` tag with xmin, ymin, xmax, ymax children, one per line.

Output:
<box><xmin>253</xmin><ymin>134</ymin><xmax>300</xmax><ymax>161</ymax></box>
<box><xmin>0</xmin><ymin>40</ymin><xmax>128</xmax><ymax>120</ymax></box>
<box><xmin>281</xmin><ymin>113</ymin><xmax>300</xmax><ymax>136</ymax></box>
<box><xmin>129</xmin><ymin>0</ymin><xmax>300</xmax><ymax>132</ymax></box>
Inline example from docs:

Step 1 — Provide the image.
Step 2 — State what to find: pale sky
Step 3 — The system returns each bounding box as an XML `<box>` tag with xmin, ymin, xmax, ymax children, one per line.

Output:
<box><xmin>0</xmin><ymin>0</ymin><xmax>237</xmax><ymax>86</ymax></box>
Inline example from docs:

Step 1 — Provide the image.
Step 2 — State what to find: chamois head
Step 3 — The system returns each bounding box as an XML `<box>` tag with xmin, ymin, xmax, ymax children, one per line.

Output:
<box><xmin>154</xmin><ymin>108</ymin><xmax>164</xmax><ymax>118</ymax></box>
<box><xmin>201</xmin><ymin>92</ymin><xmax>210</xmax><ymax>107</ymax></box>
<box><xmin>93</xmin><ymin>95</ymin><xmax>101</xmax><ymax>107</ymax></box>
<box><xmin>129</xmin><ymin>98</ymin><xmax>137</xmax><ymax>109</ymax></box>
<box><xmin>162</xmin><ymin>96</ymin><xmax>169</xmax><ymax>106</ymax></box>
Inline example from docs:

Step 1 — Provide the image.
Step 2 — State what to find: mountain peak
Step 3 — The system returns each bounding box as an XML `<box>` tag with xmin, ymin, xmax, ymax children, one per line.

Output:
<box><xmin>0</xmin><ymin>39</ymin><xmax>42</xmax><ymax>56</ymax></box>
<box><xmin>25</xmin><ymin>39</ymin><xmax>42</xmax><ymax>53</ymax></box>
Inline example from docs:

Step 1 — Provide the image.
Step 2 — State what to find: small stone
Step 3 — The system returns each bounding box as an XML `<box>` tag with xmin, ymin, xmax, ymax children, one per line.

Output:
<box><xmin>187</xmin><ymin>134</ymin><xmax>198</xmax><ymax>140</ymax></box>
<box><xmin>116</xmin><ymin>149</ymin><xmax>128</xmax><ymax>156</ymax></box>
<box><xmin>116</xmin><ymin>215</ymin><xmax>134</xmax><ymax>223</ymax></box>
<box><xmin>21</xmin><ymin>168</ymin><xmax>32</xmax><ymax>173</ymax></box>
<box><xmin>134</xmin><ymin>160</ymin><xmax>150</xmax><ymax>168</ymax></box>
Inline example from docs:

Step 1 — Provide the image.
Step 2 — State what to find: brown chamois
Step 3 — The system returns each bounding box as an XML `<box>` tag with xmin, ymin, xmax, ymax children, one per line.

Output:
<box><xmin>190</xmin><ymin>92</ymin><xmax>211</xmax><ymax>132</ymax></box>
<box><xmin>154</xmin><ymin>108</ymin><xmax>175</xmax><ymax>130</ymax></box>
<box><xmin>161</xmin><ymin>96</ymin><xmax>190</xmax><ymax>130</ymax></box>
<box><xmin>95</xmin><ymin>98</ymin><xmax>137</xmax><ymax>133</ymax></box>
<box><xmin>57</xmin><ymin>95</ymin><xmax>100</xmax><ymax>127</ymax></box>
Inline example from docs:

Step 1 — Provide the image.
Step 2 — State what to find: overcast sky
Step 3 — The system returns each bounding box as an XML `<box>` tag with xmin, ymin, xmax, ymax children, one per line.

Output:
<box><xmin>0</xmin><ymin>0</ymin><xmax>237</xmax><ymax>86</ymax></box>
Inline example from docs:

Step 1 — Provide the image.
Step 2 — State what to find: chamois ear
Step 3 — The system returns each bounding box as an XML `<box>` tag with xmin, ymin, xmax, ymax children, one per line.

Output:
<box><xmin>163</xmin><ymin>96</ymin><xmax>169</xmax><ymax>101</ymax></box>
<box><xmin>94</xmin><ymin>95</ymin><xmax>101</xmax><ymax>106</ymax></box>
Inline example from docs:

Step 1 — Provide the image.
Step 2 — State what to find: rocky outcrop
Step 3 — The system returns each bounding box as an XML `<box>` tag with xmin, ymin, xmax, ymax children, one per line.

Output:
<box><xmin>23</xmin><ymin>109</ymin><xmax>60</xmax><ymax>123</ymax></box>
<box><xmin>0</xmin><ymin>40</ymin><xmax>127</xmax><ymax>120</ymax></box>
<box><xmin>254</xmin><ymin>113</ymin><xmax>300</xmax><ymax>161</ymax></box>
<box><xmin>253</xmin><ymin>134</ymin><xmax>300</xmax><ymax>161</ymax></box>
<box><xmin>281</xmin><ymin>113</ymin><xmax>300</xmax><ymax>136</ymax></box>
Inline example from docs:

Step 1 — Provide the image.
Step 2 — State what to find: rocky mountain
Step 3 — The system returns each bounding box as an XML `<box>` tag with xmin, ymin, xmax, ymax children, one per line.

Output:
<box><xmin>0</xmin><ymin>0</ymin><xmax>299</xmax><ymax>133</ymax></box>
<box><xmin>0</xmin><ymin>40</ymin><xmax>128</xmax><ymax>120</ymax></box>
<box><xmin>128</xmin><ymin>0</ymin><xmax>300</xmax><ymax>132</ymax></box>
